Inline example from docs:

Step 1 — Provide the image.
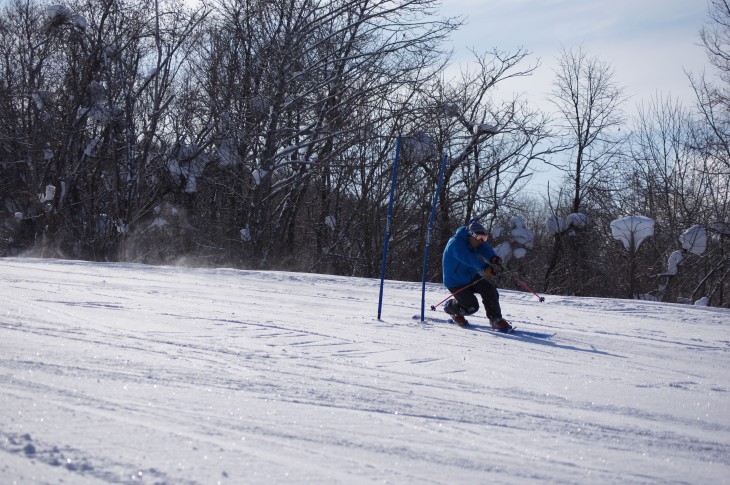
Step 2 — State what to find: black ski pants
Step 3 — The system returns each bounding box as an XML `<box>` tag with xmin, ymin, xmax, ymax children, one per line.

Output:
<box><xmin>447</xmin><ymin>276</ymin><xmax>502</xmax><ymax>321</ymax></box>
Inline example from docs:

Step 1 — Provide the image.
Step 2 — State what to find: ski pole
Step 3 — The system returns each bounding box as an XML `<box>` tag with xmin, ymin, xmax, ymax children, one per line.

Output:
<box><xmin>500</xmin><ymin>266</ymin><xmax>546</xmax><ymax>302</ymax></box>
<box><xmin>429</xmin><ymin>277</ymin><xmax>484</xmax><ymax>311</ymax></box>
<box><xmin>478</xmin><ymin>255</ymin><xmax>545</xmax><ymax>302</ymax></box>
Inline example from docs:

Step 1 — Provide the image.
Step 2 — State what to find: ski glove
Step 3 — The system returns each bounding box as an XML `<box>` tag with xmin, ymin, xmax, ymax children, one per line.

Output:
<box><xmin>480</xmin><ymin>256</ymin><xmax>502</xmax><ymax>278</ymax></box>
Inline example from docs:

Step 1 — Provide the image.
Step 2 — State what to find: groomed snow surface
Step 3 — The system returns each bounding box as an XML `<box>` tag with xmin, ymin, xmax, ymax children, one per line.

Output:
<box><xmin>1</xmin><ymin>258</ymin><xmax>729</xmax><ymax>484</ymax></box>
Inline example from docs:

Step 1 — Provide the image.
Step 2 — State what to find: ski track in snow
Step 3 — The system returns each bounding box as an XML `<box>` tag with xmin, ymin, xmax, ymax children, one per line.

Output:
<box><xmin>1</xmin><ymin>257</ymin><xmax>729</xmax><ymax>484</ymax></box>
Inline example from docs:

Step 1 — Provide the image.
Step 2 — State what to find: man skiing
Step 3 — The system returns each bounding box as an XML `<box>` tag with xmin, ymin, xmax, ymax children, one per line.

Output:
<box><xmin>441</xmin><ymin>219</ymin><xmax>512</xmax><ymax>332</ymax></box>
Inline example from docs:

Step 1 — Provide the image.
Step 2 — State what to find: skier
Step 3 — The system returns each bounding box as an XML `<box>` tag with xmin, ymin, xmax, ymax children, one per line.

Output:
<box><xmin>441</xmin><ymin>220</ymin><xmax>512</xmax><ymax>331</ymax></box>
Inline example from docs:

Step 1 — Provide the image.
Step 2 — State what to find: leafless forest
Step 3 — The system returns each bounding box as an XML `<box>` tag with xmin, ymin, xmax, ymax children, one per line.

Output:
<box><xmin>1</xmin><ymin>0</ymin><xmax>728</xmax><ymax>306</ymax></box>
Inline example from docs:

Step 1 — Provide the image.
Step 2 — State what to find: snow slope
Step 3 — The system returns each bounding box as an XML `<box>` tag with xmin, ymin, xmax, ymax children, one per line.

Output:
<box><xmin>1</xmin><ymin>257</ymin><xmax>729</xmax><ymax>484</ymax></box>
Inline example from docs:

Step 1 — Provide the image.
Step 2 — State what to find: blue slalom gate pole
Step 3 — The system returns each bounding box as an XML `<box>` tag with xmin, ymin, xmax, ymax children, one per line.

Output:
<box><xmin>420</xmin><ymin>153</ymin><xmax>449</xmax><ymax>321</ymax></box>
<box><xmin>377</xmin><ymin>136</ymin><xmax>402</xmax><ymax>320</ymax></box>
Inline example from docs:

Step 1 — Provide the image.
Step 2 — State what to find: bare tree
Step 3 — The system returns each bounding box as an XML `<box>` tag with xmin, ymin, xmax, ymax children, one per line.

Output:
<box><xmin>189</xmin><ymin>0</ymin><xmax>461</xmax><ymax>273</ymax></box>
<box><xmin>681</xmin><ymin>0</ymin><xmax>730</xmax><ymax>305</ymax></box>
<box><xmin>549</xmin><ymin>45</ymin><xmax>627</xmax><ymax>213</ymax></box>
<box><xmin>691</xmin><ymin>0</ymin><xmax>730</xmax><ymax>178</ymax></box>
<box><xmin>405</xmin><ymin>48</ymin><xmax>554</xmax><ymax>250</ymax></box>
<box><xmin>0</xmin><ymin>0</ymin><xmax>209</xmax><ymax>260</ymax></box>
<box><xmin>0</xmin><ymin>0</ymin><xmax>55</xmax><ymax>254</ymax></box>
<box><xmin>543</xmin><ymin>45</ymin><xmax>627</xmax><ymax>292</ymax></box>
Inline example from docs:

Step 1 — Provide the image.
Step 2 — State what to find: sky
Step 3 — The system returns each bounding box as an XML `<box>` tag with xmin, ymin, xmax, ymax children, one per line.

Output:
<box><xmin>440</xmin><ymin>0</ymin><xmax>712</xmax><ymax>115</ymax></box>
<box><xmin>1</xmin><ymin>257</ymin><xmax>729</xmax><ymax>483</ymax></box>
<box><xmin>436</xmin><ymin>0</ymin><xmax>713</xmax><ymax>193</ymax></box>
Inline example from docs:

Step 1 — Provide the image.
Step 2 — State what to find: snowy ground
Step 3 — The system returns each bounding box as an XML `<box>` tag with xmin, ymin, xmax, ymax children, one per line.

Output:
<box><xmin>1</xmin><ymin>257</ymin><xmax>729</xmax><ymax>484</ymax></box>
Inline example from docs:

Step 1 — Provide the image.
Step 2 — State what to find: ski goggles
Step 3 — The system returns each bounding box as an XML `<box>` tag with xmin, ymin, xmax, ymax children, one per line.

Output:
<box><xmin>469</xmin><ymin>232</ymin><xmax>489</xmax><ymax>242</ymax></box>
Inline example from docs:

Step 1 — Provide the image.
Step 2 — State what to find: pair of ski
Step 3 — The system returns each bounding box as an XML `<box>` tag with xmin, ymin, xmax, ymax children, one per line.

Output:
<box><xmin>412</xmin><ymin>315</ymin><xmax>555</xmax><ymax>340</ymax></box>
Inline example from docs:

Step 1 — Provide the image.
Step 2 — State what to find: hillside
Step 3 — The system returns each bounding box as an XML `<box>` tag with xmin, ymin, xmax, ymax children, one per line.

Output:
<box><xmin>1</xmin><ymin>258</ymin><xmax>729</xmax><ymax>484</ymax></box>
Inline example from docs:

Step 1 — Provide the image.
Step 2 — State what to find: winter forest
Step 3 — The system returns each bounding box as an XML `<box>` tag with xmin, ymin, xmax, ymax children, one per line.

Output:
<box><xmin>0</xmin><ymin>0</ymin><xmax>728</xmax><ymax>306</ymax></box>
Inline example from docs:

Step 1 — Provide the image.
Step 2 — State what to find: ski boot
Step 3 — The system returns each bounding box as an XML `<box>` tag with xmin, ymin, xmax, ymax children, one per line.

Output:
<box><xmin>451</xmin><ymin>314</ymin><xmax>469</xmax><ymax>327</ymax></box>
<box><xmin>444</xmin><ymin>300</ymin><xmax>469</xmax><ymax>327</ymax></box>
<box><xmin>490</xmin><ymin>317</ymin><xmax>513</xmax><ymax>333</ymax></box>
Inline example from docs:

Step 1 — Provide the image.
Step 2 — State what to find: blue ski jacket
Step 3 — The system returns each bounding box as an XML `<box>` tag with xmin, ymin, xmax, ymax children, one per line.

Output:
<box><xmin>442</xmin><ymin>226</ymin><xmax>497</xmax><ymax>288</ymax></box>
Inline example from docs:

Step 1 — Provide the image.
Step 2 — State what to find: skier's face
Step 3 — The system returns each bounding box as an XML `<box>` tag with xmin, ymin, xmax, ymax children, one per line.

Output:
<box><xmin>469</xmin><ymin>235</ymin><xmax>486</xmax><ymax>248</ymax></box>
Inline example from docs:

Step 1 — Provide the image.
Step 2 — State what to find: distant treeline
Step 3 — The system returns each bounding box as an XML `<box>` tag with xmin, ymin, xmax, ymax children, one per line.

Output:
<box><xmin>0</xmin><ymin>0</ymin><xmax>728</xmax><ymax>306</ymax></box>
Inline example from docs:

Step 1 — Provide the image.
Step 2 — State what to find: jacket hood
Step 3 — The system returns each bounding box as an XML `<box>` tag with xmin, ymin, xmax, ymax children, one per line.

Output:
<box><xmin>455</xmin><ymin>226</ymin><xmax>470</xmax><ymax>240</ymax></box>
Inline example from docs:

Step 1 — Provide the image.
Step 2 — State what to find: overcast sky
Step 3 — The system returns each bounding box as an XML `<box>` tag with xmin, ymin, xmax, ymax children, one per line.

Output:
<box><xmin>440</xmin><ymin>0</ymin><xmax>711</xmax><ymax>114</ymax></box>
